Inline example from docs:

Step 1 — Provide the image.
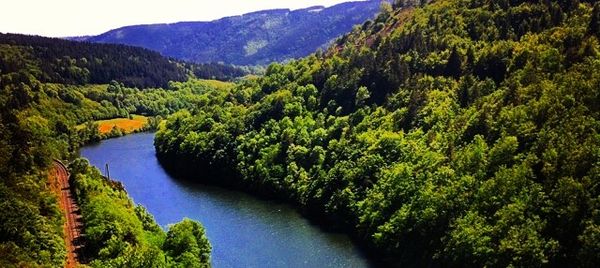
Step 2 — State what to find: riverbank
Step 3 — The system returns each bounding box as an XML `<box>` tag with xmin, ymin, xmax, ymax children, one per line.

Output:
<box><xmin>81</xmin><ymin>133</ymin><xmax>373</xmax><ymax>267</ymax></box>
<box><xmin>156</xmin><ymin>148</ymin><xmax>392</xmax><ymax>267</ymax></box>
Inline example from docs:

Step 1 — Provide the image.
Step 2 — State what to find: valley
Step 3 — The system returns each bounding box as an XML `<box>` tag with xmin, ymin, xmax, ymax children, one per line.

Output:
<box><xmin>80</xmin><ymin>133</ymin><xmax>373</xmax><ymax>267</ymax></box>
<box><xmin>1</xmin><ymin>0</ymin><xmax>600</xmax><ymax>267</ymax></box>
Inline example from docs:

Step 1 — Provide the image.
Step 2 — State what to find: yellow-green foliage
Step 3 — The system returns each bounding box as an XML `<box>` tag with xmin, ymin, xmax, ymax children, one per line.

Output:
<box><xmin>196</xmin><ymin>79</ymin><xmax>234</xmax><ymax>91</ymax></box>
<box><xmin>0</xmin><ymin>41</ymin><xmax>220</xmax><ymax>266</ymax></box>
<box><xmin>70</xmin><ymin>158</ymin><xmax>211</xmax><ymax>267</ymax></box>
<box><xmin>156</xmin><ymin>0</ymin><xmax>600</xmax><ymax>266</ymax></box>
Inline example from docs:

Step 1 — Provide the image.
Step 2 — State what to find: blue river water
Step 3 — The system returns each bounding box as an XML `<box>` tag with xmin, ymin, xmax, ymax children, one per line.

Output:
<box><xmin>80</xmin><ymin>132</ymin><xmax>373</xmax><ymax>268</ymax></box>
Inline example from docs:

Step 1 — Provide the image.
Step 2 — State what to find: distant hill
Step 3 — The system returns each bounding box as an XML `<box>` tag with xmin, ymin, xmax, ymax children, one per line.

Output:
<box><xmin>78</xmin><ymin>1</ymin><xmax>383</xmax><ymax>65</ymax></box>
<box><xmin>0</xmin><ymin>33</ymin><xmax>247</xmax><ymax>88</ymax></box>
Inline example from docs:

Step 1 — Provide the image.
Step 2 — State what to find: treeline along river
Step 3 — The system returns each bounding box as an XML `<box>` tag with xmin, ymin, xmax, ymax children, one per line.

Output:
<box><xmin>80</xmin><ymin>132</ymin><xmax>373</xmax><ymax>267</ymax></box>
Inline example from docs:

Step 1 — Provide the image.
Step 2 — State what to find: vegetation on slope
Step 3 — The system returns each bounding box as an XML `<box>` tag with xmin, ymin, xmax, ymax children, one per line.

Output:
<box><xmin>155</xmin><ymin>0</ymin><xmax>600</xmax><ymax>266</ymax></box>
<box><xmin>83</xmin><ymin>1</ymin><xmax>384</xmax><ymax>65</ymax></box>
<box><xmin>188</xmin><ymin>62</ymin><xmax>251</xmax><ymax>82</ymax></box>
<box><xmin>70</xmin><ymin>158</ymin><xmax>211</xmax><ymax>267</ymax></box>
<box><xmin>0</xmin><ymin>41</ymin><xmax>217</xmax><ymax>266</ymax></box>
<box><xmin>0</xmin><ymin>33</ymin><xmax>247</xmax><ymax>88</ymax></box>
<box><xmin>0</xmin><ymin>49</ymin><xmax>68</xmax><ymax>268</ymax></box>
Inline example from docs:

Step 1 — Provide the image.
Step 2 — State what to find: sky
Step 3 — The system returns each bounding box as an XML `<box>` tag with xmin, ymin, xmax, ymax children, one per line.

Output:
<box><xmin>1</xmin><ymin>0</ymin><xmax>359</xmax><ymax>37</ymax></box>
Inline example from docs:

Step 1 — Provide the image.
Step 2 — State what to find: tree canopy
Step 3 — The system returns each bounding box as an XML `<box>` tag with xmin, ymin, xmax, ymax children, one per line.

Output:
<box><xmin>0</xmin><ymin>33</ymin><xmax>247</xmax><ymax>88</ymax></box>
<box><xmin>155</xmin><ymin>0</ymin><xmax>600</xmax><ymax>266</ymax></box>
<box><xmin>0</xmin><ymin>41</ymin><xmax>220</xmax><ymax>265</ymax></box>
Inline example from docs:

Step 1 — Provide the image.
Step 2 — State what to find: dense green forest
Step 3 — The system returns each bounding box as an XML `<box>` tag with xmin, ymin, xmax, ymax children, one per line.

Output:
<box><xmin>70</xmin><ymin>158</ymin><xmax>210</xmax><ymax>267</ymax></box>
<box><xmin>155</xmin><ymin>0</ymin><xmax>600</xmax><ymax>266</ymax></box>
<box><xmin>0</xmin><ymin>39</ymin><xmax>215</xmax><ymax>266</ymax></box>
<box><xmin>0</xmin><ymin>33</ymin><xmax>247</xmax><ymax>87</ymax></box>
<box><xmin>187</xmin><ymin>62</ymin><xmax>250</xmax><ymax>82</ymax></box>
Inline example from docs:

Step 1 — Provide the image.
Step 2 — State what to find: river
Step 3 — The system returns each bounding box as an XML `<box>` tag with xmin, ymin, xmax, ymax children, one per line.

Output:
<box><xmin>80</xmin><ymin>133</ymin><xmax>373</xmax><ymax>268</ymax></box>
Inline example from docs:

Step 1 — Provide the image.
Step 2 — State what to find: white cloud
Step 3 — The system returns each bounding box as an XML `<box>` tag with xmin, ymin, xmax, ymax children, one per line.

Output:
<box><xmin>0</xmin><ymin>0</ymin><xmax>361</xmax><ymax>37</ymax></box>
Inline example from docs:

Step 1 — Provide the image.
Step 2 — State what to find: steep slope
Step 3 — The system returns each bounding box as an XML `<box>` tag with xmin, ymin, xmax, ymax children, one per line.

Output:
<box><xmin>0</xmin><ymin>41</ymin><xmax>217</xmax><ymax>266</ymax></box>
<box><xmin>0</xmin><ymin>33</ymin><xmax>246</xmax><ymax>88</ymax></box>
<box><xmin>82</xmin><ymin>1</ymin><xmax>383</xmax><ymax>65</ymax></box>
<box><xmin>0</xmin><ymin>33</ymin><xmax>189</xmax><ymax>88</ymax></box>
<box><xmin>155</xmin><ymin>0</ymin><xmax>600</xmax><ymax>266</ymax></box>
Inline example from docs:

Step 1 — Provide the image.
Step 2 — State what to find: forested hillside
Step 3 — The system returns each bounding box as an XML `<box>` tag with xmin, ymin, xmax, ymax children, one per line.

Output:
<box><xmin>81</xmin><ymin>1</ymin><xmax>383</xmax><ymax>65</ymax></box>
<box><xmin>155</xmin><ymin>0</ymin><xmax>600</xmax><ymax>266</ymax></box>
<box><xmin>70</xmin><ymin>158</ymin><xmax>211</xmax><ymax>267</ymax></box>
<box><xmin>0</xmin><ymin>40</ymin><xmax>215</xmax><ymax>266</ymax></box>
<box><xmin>0</xmin><ymin>33</ymin><xmax>246</xmax><ymax>88</ymax></box>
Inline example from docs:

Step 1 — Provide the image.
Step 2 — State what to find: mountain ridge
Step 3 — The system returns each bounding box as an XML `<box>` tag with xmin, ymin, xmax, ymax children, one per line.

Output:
<box><xmin>0</xmin><ymin>33</ymin><xmax>248</xmax><ymax>87</ymax></box>
<box><xmin>77</xmin><ymin>0</ymin><xmax>384</xmax><ymax>65</ymax></box>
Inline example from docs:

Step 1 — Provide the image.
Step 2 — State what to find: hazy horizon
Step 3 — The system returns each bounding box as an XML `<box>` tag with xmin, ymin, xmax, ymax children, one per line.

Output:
<box><xmin>1</xmin><ymin>0</ymin><xmax>364</xmax><ymax>37</ymax></box>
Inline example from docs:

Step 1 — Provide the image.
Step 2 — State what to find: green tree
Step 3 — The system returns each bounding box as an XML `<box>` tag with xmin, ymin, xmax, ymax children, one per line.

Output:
<box><xmin>164</xmin><ymin>219</ymin><xmax>211</xmax><ymax>267</ymax></box>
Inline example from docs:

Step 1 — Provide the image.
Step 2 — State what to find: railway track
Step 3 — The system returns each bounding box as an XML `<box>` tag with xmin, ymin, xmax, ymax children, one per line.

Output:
<box><xmin>52</xmin><ymin>160</ymin><xmax>84</xmax><ymax>267</ymax></box>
